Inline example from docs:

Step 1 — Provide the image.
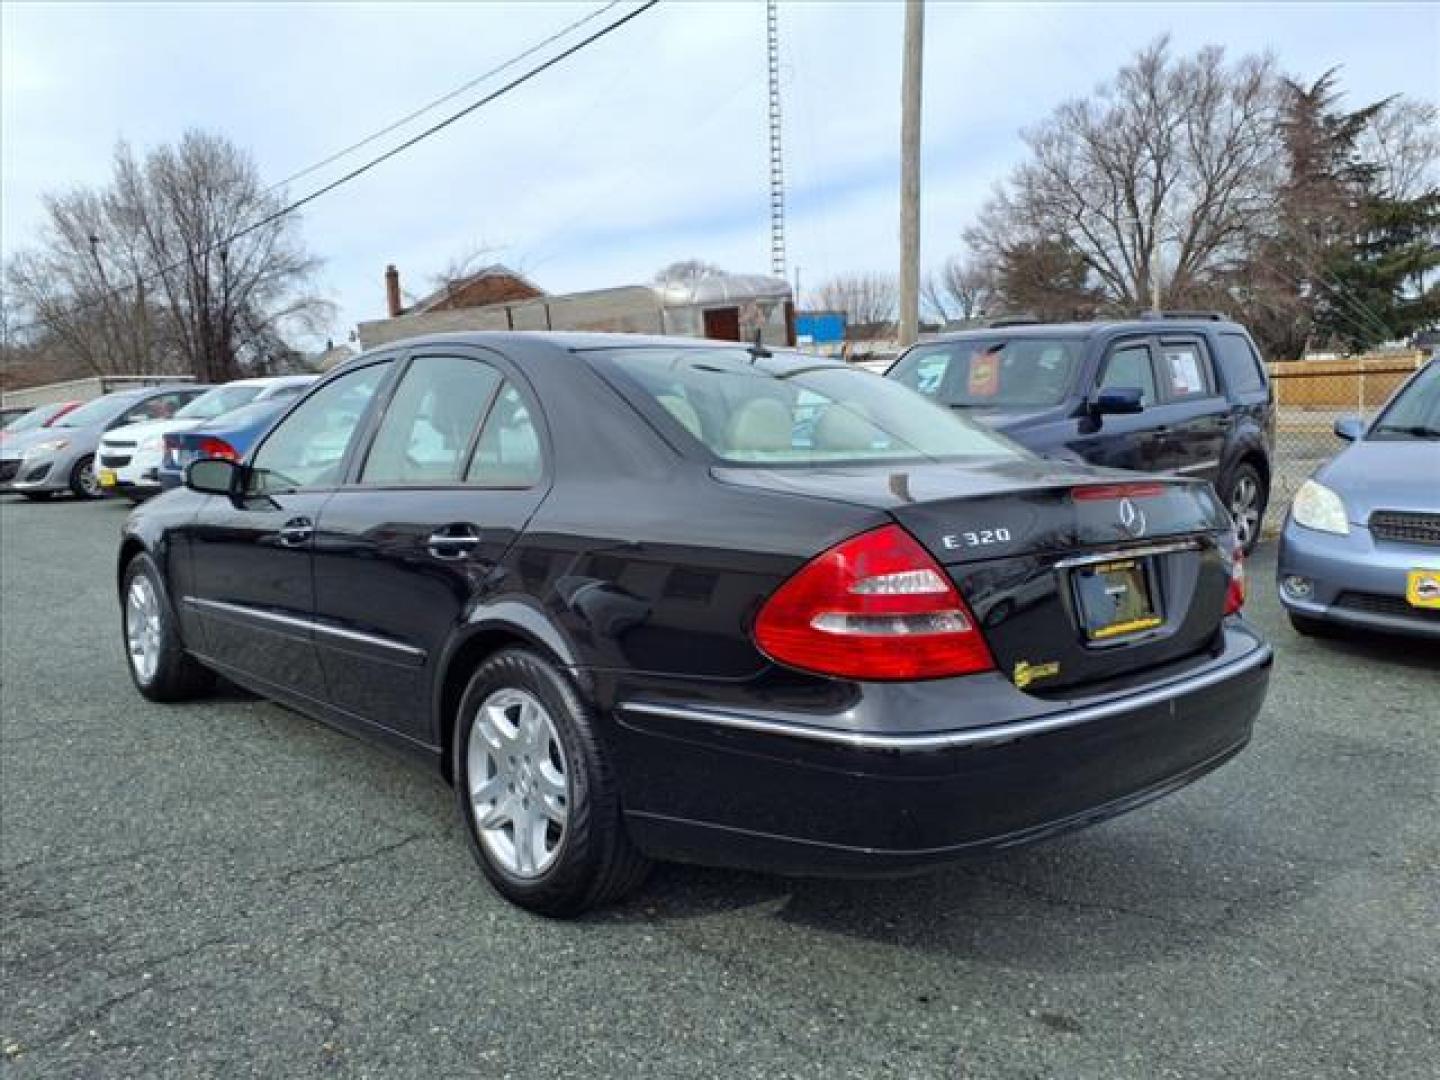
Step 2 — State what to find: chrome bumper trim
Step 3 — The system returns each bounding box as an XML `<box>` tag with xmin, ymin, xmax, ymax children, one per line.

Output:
<box><xmin>620</xmin><ymin>643</ymin><xmax>1272</xmax><ymax>752</ymax></box>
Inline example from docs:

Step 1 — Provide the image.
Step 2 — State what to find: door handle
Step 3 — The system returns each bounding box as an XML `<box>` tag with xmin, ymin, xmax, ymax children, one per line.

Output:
<box><xmin>427</xmin><ymin>524</ymin><xmax>482</xmax><ymax>560</ymax></box>
<box><xmin>277</xmin><ymin>517</ymin><xmax>313</xmax><ymax>547</ymax></box>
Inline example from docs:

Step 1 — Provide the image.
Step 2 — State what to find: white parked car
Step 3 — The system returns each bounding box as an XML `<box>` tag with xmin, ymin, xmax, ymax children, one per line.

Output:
<box><xmin>97</xmin><ymin>375</ymin><xmax>317</xmax><ymax>501</ymax></box>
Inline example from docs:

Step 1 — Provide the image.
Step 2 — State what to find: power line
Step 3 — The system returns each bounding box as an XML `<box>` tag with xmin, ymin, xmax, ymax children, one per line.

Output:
<box><xmin>267</xmin><ymin>1</ymin><xmax>623</xmax><ymax>195</ymax></box>
<box><xmin>11</xmin><ymin>0</ymin><xmax>660</xmax><ymax>340</ymax></box>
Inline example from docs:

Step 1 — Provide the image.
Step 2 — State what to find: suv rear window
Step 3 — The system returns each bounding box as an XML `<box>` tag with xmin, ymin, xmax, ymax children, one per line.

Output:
<box><xmin>591</xmin><ymin>347</ymin><xmax>1023</xmax><ymax>466</ymax></box>
<box><xmin>1215</xmin><ymin>334</ymin><xmax>1267</xmax><ymax>394</ymax></box>
<box><xmin>888</xmin><ymin>338</ymin><xmax>1083</xmax><ymax>408</ymax></box>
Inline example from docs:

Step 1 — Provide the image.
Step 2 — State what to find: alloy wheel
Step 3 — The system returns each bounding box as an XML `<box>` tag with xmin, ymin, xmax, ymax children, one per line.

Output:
<box><xmin>78</xmin><ymin>460</ymin><xmax>100</xmax><ymax>498</ymax></box>
<box><xmin>1230</xmin><ymin>475</ymin><xmax>1260</xmax><ymax>549</ymax></box>
<box><xmin>125</xmin><ymin>574</ymin><xmax>162</xmax><ymax>684</ymax></box>
<box><xmin>466</xmin><ymin>688</ymin><xmax>570</xmax><ymax>879</ymax></box>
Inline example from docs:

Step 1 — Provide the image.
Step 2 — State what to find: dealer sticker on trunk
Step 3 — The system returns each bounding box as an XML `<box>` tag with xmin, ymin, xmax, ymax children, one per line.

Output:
<box><xmin>1013</xmin><ymin>659</ymin><xmax>1061</xmax><ymax>690</ymax></box>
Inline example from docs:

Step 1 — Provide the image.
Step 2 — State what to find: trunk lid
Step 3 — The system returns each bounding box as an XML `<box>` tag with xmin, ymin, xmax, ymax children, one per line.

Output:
<box><xmin>716</xmin><ymin>460</ymin><xmax>1235</xmax><ymax>692</ymax></box>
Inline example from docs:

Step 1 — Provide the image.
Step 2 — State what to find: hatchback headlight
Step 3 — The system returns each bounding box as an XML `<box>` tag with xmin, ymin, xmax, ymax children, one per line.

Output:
<box><xmin>23</xmin><ymin>437</ymin><xmax>69</xmax><ymax>458</ymax></box>
<box><xmin>1292</xmin><ymin>479</ymin><xmax>1350</xmax><ymax>535</ymax></box>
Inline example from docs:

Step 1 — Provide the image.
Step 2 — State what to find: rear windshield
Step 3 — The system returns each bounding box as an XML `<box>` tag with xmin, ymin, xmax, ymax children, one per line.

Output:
<box><xmin>176</xmin><ymin>385</ymin><xmax>263</xmax><ymax>420</ymax></box>
<box><xmin>591</xmin><ymin>347</ymin><xmax>1024</xmax><ymax>466</ymax></box>
<box><xmin>889</xmin><ymin>338</ymin><xmax>1084</xmax><ymax>408</ymax></box>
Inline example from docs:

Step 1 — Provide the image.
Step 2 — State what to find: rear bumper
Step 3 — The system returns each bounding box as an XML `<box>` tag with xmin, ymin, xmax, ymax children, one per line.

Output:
<box><xmin>615</xmin><ymin>622</ymin><xmax>1272</xmax><ymax>875</ymax></box>
<box><xmin>1278</xmin><ymin>518</ymin><xmax>1440</xmax><ymax>639</ymax></box>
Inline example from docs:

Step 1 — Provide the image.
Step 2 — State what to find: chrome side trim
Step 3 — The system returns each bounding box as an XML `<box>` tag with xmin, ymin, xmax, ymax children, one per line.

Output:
<box><xmin>1172</xmin><ymin>459</ymin><xmax>1221</xmax><ymax>475</ymax></box>
<box><xmin>182</xmin><ymin>597</ymin><xmax>425</xmax><ymax>661</ymax></box>
<box><xmin>1052</xmin><ymin>539</ymin><xmax>1201</xmax><ymax>569</ymax></box>
<box><xmin>619</xmin><ymin>643</ymin><xmax>1271</xmax><ymax>753</ymax></box>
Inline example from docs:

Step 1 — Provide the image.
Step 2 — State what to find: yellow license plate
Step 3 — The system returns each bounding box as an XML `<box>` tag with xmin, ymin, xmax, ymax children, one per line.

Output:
<box><xmin>98</xmin><ymin>469</ymin><xmax>117</xmax><ymax>487</ymax></box>
<box><xmin>1406</xmin><ymin>570</ymin><xmax>1440</xmax><ymax>609</ymax></box>
<box><xmin>1076</xmin><ymin>558</ymin><xmax>1163</xmax><ymax>640</ymax></box>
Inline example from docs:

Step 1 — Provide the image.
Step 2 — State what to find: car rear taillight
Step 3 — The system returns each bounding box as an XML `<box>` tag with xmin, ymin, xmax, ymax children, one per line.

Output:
<box><xmin>1225</xmin><ymin>542</ymin><xmax>1246</xmax><ymax>615</ymax></box>
<box><xmin>754</xmin><ymin>524</ymin><xmax>995</xmax><ymax>681</ymax></box>
<box><xmin>196</xmin><ymin>437</ymin><xmax>238</xmax><ymax>461</ymax></box>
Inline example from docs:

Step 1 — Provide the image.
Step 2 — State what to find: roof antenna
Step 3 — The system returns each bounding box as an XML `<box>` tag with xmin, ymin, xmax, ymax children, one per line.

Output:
<box><xmin>747</xmin><ymin>327</ymin><xmax>772</xmax><ymax>362</ymax></box>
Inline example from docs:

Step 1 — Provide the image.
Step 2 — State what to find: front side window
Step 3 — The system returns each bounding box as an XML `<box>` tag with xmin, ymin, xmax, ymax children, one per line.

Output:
<box><xmin>362</xmin><ymin>355</ymin><xmax>501</xmax><ymax>485</ymax></box>
<box><xmin>889</xmin><ymin>338</ymin><xmax>1084</xmax><ymax>408</ymax></box>
<box><xmin>249</xmin><ymin>363</ymin><xmax>389</xmax><ymax>492</ymax></box>
<box><xmin>1099</xmin><ymin>343</ymin><xmax>1157</xmax><ymax>406</ymax></box>
<box><xmin>593</xmin><ymin>347</ymin><xmax>1024</xmax><ymax>466</ymax></box>
<box><xmin>466</xmin><ymin>382</ymin><xmax>543</xmax><ymax>486</ymax></box>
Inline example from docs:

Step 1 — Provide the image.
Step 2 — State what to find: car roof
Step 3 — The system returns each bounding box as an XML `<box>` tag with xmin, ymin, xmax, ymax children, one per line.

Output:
<box><xmin>914</xmin><ymin>318</ymin><xmax>1249</xmax><ymax>345</ymax></box>
<box><xmin>336</xmin><ymin>331</ymin><xmax>836</xmax><ymax>369</ymax></box>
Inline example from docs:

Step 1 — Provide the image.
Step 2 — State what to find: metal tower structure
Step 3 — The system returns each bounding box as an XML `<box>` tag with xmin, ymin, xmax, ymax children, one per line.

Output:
<box><xmin>766</xmin><ymin>0</ymin><xmax>786</xmax><ymax>278</ymax></box>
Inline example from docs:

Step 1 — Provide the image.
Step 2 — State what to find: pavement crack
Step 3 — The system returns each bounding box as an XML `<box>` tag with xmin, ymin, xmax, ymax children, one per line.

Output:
<box><xmin>274</xmin><ymin>832</ymin><xmax>430</xmax><ymax>886</ymax></box>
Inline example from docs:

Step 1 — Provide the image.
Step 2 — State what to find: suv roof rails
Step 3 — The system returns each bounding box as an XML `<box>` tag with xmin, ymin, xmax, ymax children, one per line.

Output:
<box><xmin>984</xmin><ymin>316</ymin><xmax>1043</xmax><ymax>328</ymax></box>
<box><xmin>1137</xmin><ymin>310</ymin><xmax>1227</xmax><ymax>322</ymax></box>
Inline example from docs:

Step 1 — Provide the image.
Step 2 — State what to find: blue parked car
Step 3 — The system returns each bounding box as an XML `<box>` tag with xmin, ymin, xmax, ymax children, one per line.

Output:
<box><xmin>158</xmin><ymin>399</ymin><xmax>290</xmax><ymax>490</ymax></box>
<box><xmin>887</xmin><ymin>314</ymin><xmax>1275</xmax><ymax>551</ymax></box>
<box><xmin>1277</xmin><ymin>358</ymin><xmax>1440</xmax><ymax>639</ymax></box>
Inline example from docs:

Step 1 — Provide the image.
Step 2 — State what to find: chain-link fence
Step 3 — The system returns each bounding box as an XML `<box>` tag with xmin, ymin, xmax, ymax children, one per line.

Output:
<box><xmin>1264</xmin><ymin>351</ymin><xmax>1428</xmax><ymax>533</ymax></box>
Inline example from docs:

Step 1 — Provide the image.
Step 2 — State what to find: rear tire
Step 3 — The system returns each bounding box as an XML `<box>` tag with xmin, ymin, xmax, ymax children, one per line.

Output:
<box><xmin>70</xmin><ymin>455</ymin><xmax>101</xmax><ymax>500</ymax></box>
<box><xmin>453</xmin><ymin>648</ymin><xmax>650</xmax><ymax>916</ymax></box>
<box><xmin>1222</xmin><ymin>463</ymin><xmax>1267</xmax><ymax>554</ymax></box>
<box><xmin>121</xmin><ymin>553</ymin><xmax>215</xmax><ymax>702</ymax></box>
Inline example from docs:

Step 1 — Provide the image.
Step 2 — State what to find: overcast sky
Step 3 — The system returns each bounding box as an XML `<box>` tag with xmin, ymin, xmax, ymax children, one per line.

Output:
<box><xmin>4</xmin><ymin>1</ymin><xmax>1437</xmax><ymax>346</ymax></box>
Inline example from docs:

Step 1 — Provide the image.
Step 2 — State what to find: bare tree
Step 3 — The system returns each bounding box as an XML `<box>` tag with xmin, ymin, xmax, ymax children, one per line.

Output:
<box><xmin>7</xmin><ymin>130</ymin><xmax>331</xmax><ymax>383</ymax></box>
<box><xmin>813</xmin><ymin>272</ymin><xmax>899</xmax><ymax>332</ymax></box>
<box><xmin>428</xmin><ymin>244</ymin><xmax>502</xmax><ymax>298</ymax></box>
<box><xmin>922</xmin><ymin>256</ymin><xmax>994</xmax><ymax>324</ymax></box>
<box><xmin>1357</xmin><ymin>98</ymin><xmax>1440</xmax><ymax>201</ymax></box>
<box><xmin>967</xmin><ymin>38</ymin><xmax>1282</xmax><ymax>311</ymax></box>
<box><xmin>653</xmin><ymin>259</ymin><xmax>724</xmax><ymax>287</ymax></box>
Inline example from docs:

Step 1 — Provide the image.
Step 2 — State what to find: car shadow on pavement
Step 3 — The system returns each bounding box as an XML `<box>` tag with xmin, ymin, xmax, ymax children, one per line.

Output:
<box><xmin>1282</xmin><ymin>628</ymin><xmax>1440</xmax><ymax>671</ymax></box>
<box><xmin>594</xmin><ymin>815</ymin><xmax>1322</xmax><ymax>972</ymax></box>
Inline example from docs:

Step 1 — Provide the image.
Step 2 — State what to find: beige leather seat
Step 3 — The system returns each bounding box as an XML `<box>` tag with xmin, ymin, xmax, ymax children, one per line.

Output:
<box><xmin>813</xmin><ymin>402</ymin><xmax>877</xmax><ymax>453</ymax></box>
<box><xmin>724</xmin><ymin>398</ymin><xmax>792</xmax><ymax>458</ymax></box>
<box><xmin>657</xmin><ymin>394</ymin><xmax>703</xmax><ymax>440</ymax></box>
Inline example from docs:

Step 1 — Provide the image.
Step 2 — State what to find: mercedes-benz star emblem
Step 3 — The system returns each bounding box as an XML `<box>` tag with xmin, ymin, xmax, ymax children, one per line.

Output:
<box><xmin>1119</xmin><ymin>497</ymin><xmax>1148</xmax><ymax>537</ymax></box>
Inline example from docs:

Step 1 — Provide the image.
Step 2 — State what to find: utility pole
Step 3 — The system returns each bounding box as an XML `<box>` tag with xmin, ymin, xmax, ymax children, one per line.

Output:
<box><xmin>897</xmin><ymin>0</ymin><xmax>924</xmax><ymax>347</ymax></box>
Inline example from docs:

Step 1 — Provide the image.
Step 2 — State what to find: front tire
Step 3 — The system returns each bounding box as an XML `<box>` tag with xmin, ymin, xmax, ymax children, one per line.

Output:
<box><xmin>70</xmin><ymin>455</ymin><xmax>102</xmax><ymax>500</ymax></box>
<box><xmin>1222</xmin><ymin>463</ymin><xmax>1267</xmax><ymax>554</ymax></box>
<box><xmin>121</xmin><ymin>553</ymin><xmax>214</xmax><ymax>701</ymax></box>
<box><xmin>453</xmin><ymin>648</ymin><xmax>650</xmax><ymax>916</ymax></box>
<box><xmin>20</xmin><ymin>491</ymin><xmax>53</xmax><ymax>502</ymax></box>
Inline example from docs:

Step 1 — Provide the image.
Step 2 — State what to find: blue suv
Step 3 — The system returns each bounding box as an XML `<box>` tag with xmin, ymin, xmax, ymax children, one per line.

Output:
<box><xmin>887</xmin><ymin>313</ymin><xmax>1275</xmax><ymax>551</ymax></box>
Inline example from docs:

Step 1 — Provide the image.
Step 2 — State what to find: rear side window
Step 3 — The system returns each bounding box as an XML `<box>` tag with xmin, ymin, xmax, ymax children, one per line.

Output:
<box><xmin>250</xmin><ymin>363</ymin><xmax>390</xmax><ymax>492</ymax></box>
<box><xmin>1157</xmin><ymin>342</ymin><xmax>1214</xmax><ymax>399</ymax></box>
<box><xmin>466</xmin><ymin>383</ymin><xmax>543</xmax><ymax>487</ymax></box>
<box><xmin>1215</xmin><ymin>334</ymin><xmax>1267</xmax><ymax>394</ymax></box>
<box><xmin>361</xmin><ymin>355</ymin><xmax>501</xmax><ymax>485</ymax></box>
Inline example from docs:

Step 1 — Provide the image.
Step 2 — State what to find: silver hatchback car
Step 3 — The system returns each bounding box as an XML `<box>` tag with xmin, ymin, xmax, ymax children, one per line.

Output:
<box><xmin>1277</xmin><ymin>358</ymin><xmax>1440</xmax><ymax>639</ymax></box>
<box><xmin>2</xmin><ymin>385</ymin><xmax>206</xmax><ymax>500</ymax></box>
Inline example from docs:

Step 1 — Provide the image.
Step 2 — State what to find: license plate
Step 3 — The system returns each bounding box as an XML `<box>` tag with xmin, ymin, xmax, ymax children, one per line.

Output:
<box><xmin>98</xmin><ymin>469</ymin><xmax>117</xmax><ymax>488</ymax></box>
<box><xmin>1074</xmin><ymin>558</ymin><xmax>1163</xmax><ymax>641</ymax></box>
<box><xmin>1407</xmin><ymin>569</ymin><xmax>1440</xmax><ymax>609</ymax></box>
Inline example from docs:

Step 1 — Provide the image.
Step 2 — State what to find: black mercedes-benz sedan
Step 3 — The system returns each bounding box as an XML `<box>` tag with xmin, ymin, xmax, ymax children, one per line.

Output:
<box><xmin>117</xmin><ymin>333</ymin><xmax>1272</xmax><ymax>916</ymax></box>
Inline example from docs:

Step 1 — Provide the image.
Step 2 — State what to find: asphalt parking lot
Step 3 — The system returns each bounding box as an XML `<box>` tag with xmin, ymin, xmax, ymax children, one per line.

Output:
<box><xmin>2</xmin><ymin>495</ymin><xmax>1436</xmax><ymax>1079</ymax></box>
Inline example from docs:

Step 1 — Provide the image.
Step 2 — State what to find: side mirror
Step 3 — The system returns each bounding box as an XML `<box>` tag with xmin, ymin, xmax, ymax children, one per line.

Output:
<box><xmin>1091</xmin><ymin>387</ymin><xmax>1145</xmax><ymax>416</ymax></box>
<box><xmin>186</xmin><ymin>457</ymin><xmax>240</xmax><ymax>496</ymax></box>
<box><xmin>1333</xmin><ymin>415</ymin><xmax>1364</xmax><ymax>441</ymax></box>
